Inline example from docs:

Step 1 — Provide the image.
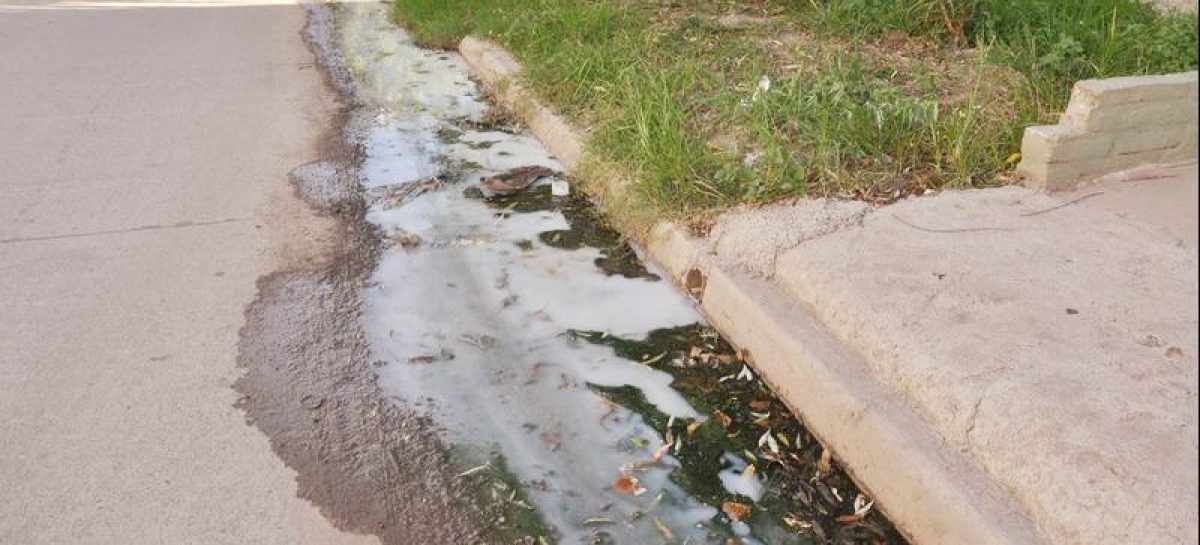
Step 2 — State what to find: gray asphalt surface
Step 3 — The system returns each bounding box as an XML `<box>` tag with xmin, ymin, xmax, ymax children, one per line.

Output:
<box><xmin>0</xmin><ymin>1</ymin><xmax>374</xmax><ymax>543</ymax></box>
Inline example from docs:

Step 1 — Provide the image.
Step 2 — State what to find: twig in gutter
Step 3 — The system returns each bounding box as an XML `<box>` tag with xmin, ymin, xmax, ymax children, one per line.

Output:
<box><xmin>1020</xmin><ymin>191</ymin><xmax>1104</xmax><ymax>217</ymax></box>
<box><xmin>456</xmin><ymin>463</ymin><xmax>491</xmax><ymax>478</ymax></box>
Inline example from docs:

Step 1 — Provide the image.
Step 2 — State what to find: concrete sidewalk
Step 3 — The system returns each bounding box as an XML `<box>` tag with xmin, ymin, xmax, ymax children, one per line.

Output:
<box><xmin>0</xmin><ymin>1</ymin><xmax>371</xmax><ymax>543</ymax></box>
<box><xmin>679</xmin><ymin>171</ymin><xmax>1199</xmax><ymax>544</ymax></box>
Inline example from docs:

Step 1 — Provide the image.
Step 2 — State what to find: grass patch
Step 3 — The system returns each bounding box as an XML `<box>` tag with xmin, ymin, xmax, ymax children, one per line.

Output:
<box><xmin>393</xmin><ymin>0</ymin><xmax>1196</xmax><ymax>223</ymax></box>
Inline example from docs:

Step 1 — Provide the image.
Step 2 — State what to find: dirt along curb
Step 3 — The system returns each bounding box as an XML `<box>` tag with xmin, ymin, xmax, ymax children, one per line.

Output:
<box><xmin>231</xmin><ymin>7</ymin><xmax>487</xmax><ymax>544</ymax></box>
<box><xmin>458</xmin><ymin>37</ymin><xmax>1048</xmax><ymax>545</ymax></box>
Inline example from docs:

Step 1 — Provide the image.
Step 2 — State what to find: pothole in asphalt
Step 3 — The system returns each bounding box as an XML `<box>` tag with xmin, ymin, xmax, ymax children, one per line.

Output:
<box><xmin>336</xmin><ymin>3</ymin><xmax>906</xmax><ymax>544</ymax></box>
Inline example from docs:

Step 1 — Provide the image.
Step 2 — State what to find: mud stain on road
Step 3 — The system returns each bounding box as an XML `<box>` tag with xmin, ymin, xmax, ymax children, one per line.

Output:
<box><xmin>233</xmin><ymin>4</ymin><xmax>486</xmax><ymax>543</ymax></box>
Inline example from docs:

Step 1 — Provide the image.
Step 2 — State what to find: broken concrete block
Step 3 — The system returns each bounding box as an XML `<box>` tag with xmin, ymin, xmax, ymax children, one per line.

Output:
<box><xmin>1020</xmin><ymin>71</ymin><xmax>1198</xmax><ymax>191</ymax></box>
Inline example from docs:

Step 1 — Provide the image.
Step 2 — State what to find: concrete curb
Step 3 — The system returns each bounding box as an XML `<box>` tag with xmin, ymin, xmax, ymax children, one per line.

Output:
<box><xmin>458</xmin><ymin>37</ymin><xmax>1048</xmax><ymax>545</ymax></box>
<box><xmin>459</xmin><ymin>37</ymin><xmax>585</xmax><ymax>169</ymax></box>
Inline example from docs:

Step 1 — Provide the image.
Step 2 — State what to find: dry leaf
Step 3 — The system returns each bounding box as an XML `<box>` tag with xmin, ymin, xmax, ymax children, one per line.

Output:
<box><xmin>651</xmin><ymin>443</ymin><xmax>672</xmax><ymax>462</ymax></box>
<box><xmin>392</xmin><ymin>231</ymin><xmax>422</xmax><ymax>248</ymax></box>
<box><xmin>854</xmin><ymin>493</ymin><xmax>875</xmax><ymax>517</ymax></box>
<box><xmin>758</xmin><ymin>430</ymin><xmax>780</xmax><ymax>454</ymax></box>
<box><xmin>652</xmin><ymin>516</ymin><xmax>674</xmax><ymax>541</ymax></box>
<box><xmin>817</xmin><ymin>449</ymin><xmax>833</xmax><ymax>475</ymax></box>
<box><xmin>782</xmin><ymin>513</ymin><xmax>811</xmax><ymax>529</ymax></box>
<box><xmin>613</xmin><ymin>475</ymin><xmax>645</xmax><ymax>496</ymax></box>
<box><xmin>722</xmin><ymin>501</ymin><xmax>752</xmax><ymax>521</ymax></box>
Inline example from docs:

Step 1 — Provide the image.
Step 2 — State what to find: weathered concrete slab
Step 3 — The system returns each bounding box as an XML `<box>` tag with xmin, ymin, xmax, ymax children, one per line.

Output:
<box><xmin>1017</xmin><ymin>71</ymin><xmax>1198</xmax><ymax>191</ymax></box>
<box><xmin>1060</xmin><ymin>161</ymin><xmax>1198</xmax><ymax>248</ymax></box>
<box><xmin>771</xmin><ymin>186</ymin><xmax>1198</xmax><ymax>545</ymax></box>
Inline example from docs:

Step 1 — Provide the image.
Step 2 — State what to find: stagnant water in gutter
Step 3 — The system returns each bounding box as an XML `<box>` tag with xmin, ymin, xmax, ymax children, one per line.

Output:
<box><xmin>333</xmin><ymin>3</ymin><xmax>904</xmax><ymax>544</ymax></box>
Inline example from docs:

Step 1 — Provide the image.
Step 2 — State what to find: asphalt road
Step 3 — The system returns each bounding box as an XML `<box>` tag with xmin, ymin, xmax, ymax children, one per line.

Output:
<box><xmin>0</xmin><ymin>1</ymin><xmax>373</xmax><ymax>543</ymax></box>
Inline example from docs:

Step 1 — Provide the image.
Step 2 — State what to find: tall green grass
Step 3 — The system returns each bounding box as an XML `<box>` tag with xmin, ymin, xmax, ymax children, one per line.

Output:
<box><xmin>801</xmin><ymin>0</ymin><xmax>1198</xmax><ymax>111</ymax></box>
<box><xmin>393</xmin><ymin>0</ymin><xmax>1198</xmax><ymax>221</ymax></box>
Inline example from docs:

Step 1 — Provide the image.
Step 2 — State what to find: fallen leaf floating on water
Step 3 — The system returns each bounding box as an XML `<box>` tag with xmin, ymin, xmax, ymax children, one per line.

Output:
<box><xmin>652</xmin><ymin>516</ymin><xmax>675</xmax><ymax>541</ymax></box>
<box><xmin>482</xmin><ymin>165</ymin><xmax>558</xmax><ymax>194</ymax></box>
<box><xmin>391</xmin><ymin>231</ymin><xmax>422</xmax><ymax>248</ymax></box>
<box><xmin>459</xmin><ymin>333</ymin><xmax>497</xmax><ymax>349</ymax></box>
<box><xmin>612</xmin><ymin>474</ymin><xmax>646</xmax><ymax>496</ymax></box>
<box><xmin>376</xmin><ymin>177</ymin><xmax>443</xmax><ymax>209</ymax></box>
<box><xmin>640</xmin><ymin>351</ymin><xmax>667</xmax><ymax>365</ymax></box>
<box><xmin>651</xmin><ymin>442</ymin><xmax>672</xmax><ymax>462</ymax></box>
<box><xmin>722</xmin><ymin>501</ymin><xmax>752</xmax><ymax>521</ymax></box>
<box><xmin>583</xmin><ymin>517</ymin><xmax>616</xmax><ymax>526</ymax></box>
<box><xmin>455</xmin><ymin>463</ymin><xmax>490</xmax><ymax>478</ymax></box>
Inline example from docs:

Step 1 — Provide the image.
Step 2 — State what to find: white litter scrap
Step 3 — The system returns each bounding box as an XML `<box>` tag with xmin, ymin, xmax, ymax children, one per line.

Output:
<box><xmin>751</xmin><ymin>74</ymin><xmax>771</xmax><ymax>102</ymax></box>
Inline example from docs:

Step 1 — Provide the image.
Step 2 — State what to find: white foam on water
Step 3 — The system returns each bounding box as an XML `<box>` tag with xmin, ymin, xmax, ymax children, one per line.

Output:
<box><xmin>336</xmin><ymin>3</ymin><xmax>776</xmax><ymax>543</ymax></box>
<box><xmin>718</xmin><ymin>453</ymin><xmax>766</xmax><ymax>503</ymax></box>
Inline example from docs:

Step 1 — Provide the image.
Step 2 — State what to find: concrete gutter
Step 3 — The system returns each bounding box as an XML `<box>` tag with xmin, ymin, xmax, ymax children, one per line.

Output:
<box><xmin>458</xmin><ymin>36</ymin><xmax>1048</xmax><ymax>545</ymax></box>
